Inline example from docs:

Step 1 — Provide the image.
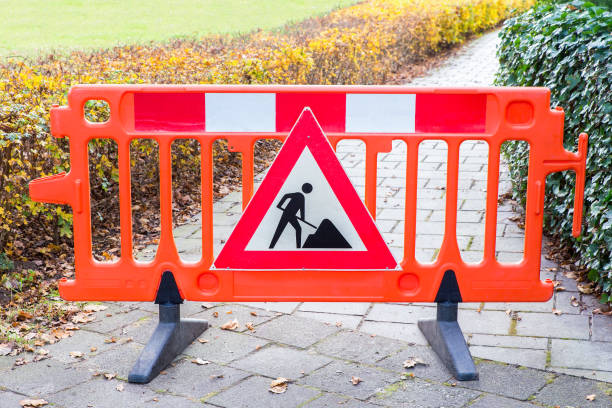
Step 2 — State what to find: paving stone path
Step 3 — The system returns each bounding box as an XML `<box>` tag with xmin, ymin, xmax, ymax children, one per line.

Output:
<box><xmin>2</xmin><ymin>30</ymin><xmax>611</xmax><ymax>407</ymax></box>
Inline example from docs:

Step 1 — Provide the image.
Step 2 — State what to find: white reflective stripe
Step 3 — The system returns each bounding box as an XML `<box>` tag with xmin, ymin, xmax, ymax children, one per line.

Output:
<box><xmin>345</xmin><ymin>93</ymin><xmax>416</xmax><ymax>133</ymax></box>
<box><xmin>205</xmin><ymin>93</ymin><xmax>276</xmax><ymax>132</ymax></box>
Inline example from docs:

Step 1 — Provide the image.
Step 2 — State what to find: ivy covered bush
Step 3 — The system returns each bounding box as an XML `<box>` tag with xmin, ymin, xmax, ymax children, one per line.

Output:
<box><xmin>496</xmin><ymin>1</ymin><xmax>611</xmax><ymax>302</ymax></box>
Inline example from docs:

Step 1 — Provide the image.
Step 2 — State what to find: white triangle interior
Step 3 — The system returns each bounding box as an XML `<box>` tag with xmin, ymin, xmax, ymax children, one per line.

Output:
<box><xmin>245</xmin><ymin>147</ymin><xmax>366</xmax><ymax>251</ymax></box>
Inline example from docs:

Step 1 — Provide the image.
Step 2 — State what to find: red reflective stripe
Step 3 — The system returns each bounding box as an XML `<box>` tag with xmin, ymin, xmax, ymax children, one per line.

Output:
<box><xmin>415</xmin><ymin>94</ymin><xmax>486</xmax><ymax>133</ymax></box>
<box><xmin>276</xmin><ymin>92</ymin><xmax>346</xmax><ymax>132</ymax></box>
<box><xmin>134</xmin><ymin>93</ymin><xmax>206</xmax><ymax>131</ymax></box>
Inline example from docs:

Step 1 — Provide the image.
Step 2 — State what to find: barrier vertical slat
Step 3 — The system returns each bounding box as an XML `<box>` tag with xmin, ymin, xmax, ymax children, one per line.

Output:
<box><xmin>118</xmin><ymin>139</ymin><xmax>133</xmax><ymax>261</ymax></box>
<box><xmin>442</xmin><ymin>140</ymin><xmax>461</xmax><ymax>259</ymax></box>
<box><xmin>201</xmin><ymin>139</ymin><xmax>214</xmax><ymax>266</ymax></box>
<box><xmin>78</xmin><ymin>137</ymin><xmax>94</xmax><ymax>268</ymax></box>
<box><xmin>365</xmin><ymin>145</ymin><xmax>378</xmax><ymax>219</ymax></box>
<box><xmin>484</xmin><ymin>141</ymin><xmax>500</xmax><ymax>261</ymax></box>
<box><xmin>403</xmin><ymin>139</ymin><xmax>419</xmax><ymax>265</ymax></box>
<box><xmin>158</xmin><ymin>139</ymin><xmax>178</xmax><ymax>258</ymax></box>
<box><xmin>242</xmin><ymin>142</ymin><xmax>254</xmax><ymax>210</ymax></box>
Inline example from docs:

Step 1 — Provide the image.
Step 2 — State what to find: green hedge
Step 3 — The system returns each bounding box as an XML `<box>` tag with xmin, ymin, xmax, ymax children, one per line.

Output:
<box><xmin>496</xmin><ymin>1</ymin><xmax>611</xmax><ymax>302</ymax></box>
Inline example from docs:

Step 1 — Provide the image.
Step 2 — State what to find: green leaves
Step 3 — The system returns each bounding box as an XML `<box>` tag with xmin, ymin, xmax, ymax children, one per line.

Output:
<box><xmin>496</xmin><ymin>0</ymin><xmax>612</xmax><ymax>302</ymax></box>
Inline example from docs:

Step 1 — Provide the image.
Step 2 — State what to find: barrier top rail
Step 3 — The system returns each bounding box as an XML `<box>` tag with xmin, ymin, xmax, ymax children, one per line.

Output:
<box><xmin>29</xmin><ymin>85</ymin><xmax>587</xmax><ymax>303</ymax></box>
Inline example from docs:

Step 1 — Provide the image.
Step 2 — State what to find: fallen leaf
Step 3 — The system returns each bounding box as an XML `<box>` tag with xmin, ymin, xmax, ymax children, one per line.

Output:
<box><xmin>69</xmin><ymin>351</ymin><xmax>84</xmax><ymax>359</ymax></box>
<box><xmin>570</xmin><ymin>296</ymin><xmax>580</xmax><ymax>307</ymax></box>
<box><xmin>90</xmin><ymin>347</ymin><xmax>97</xmax><ymax>352</ymax></box>
<box><xmin>72</xmin><ymin>312</ymin><xmax>95</xmax><ymax>324</ymax></box>
<box><xmin>226</xmin><ymin>310</ymin><xmax>233</xmax><ymax>314</ymax></box>
<box><xmin>212</xmin><ymin>311</ymin><xmax>219</xmax><ymax>318</ymax></box>
<box><xmin>250</xmin><ymin>311</ymin><xmax>258</xmax><ymax>316</ymax></box>
<box><xmin>505</xmin><ymin>309</ymin><xmax>513</xmax><ymax>316</ymax></box>
<box><xmin>351</xmin><ymin>376</ymin><xmax>362</xmax><ymax>385</ymax></box>
<box><xmin>36</xmin><ymin>348</ymin><xmax>49</xmax><ymax>356</ymax></box>
<box><xmin>0</xmin><ymin>343</ymin><xmax>13</xmax><ymax>356</ymax></box>
<box><xmin>552</xmin><ymin>309</ymin><xmax>563</xmax><ymax>316</ymax></box>
<box><xmin>104</xmin><ymin>373</ymin><xmax>116</xmax><ymax>380</ymax></box>
<box><xmin>197</xmin><ymin>338</ymin><xmax>209</xmax><ymax>344</ymax></box>
<box><xmin>220</xmin><ymin>319</ymin><xmax>239</xmax><ymax>331</ymax></box>
<box><xmin>210</xmin><ymin>374</ymin><xmax>224</xmax><ymax>379</ymax></box>
<box><xmin>403</xmin><ymin>357</ymin><xmax>427</xmax><ymax>368</ymax></box>
<box><xmin>335</xmin><ymin>321</ymin><xmax>343</xmax><ymax>327</ymax></box>
<box><xmin>104</xmin><ymin>337</ymin><xmax>118</xmax><ymax>344</ymax></box>
<box><xmin>17</xmin><ymin>310</ymin><xmax>34</xmax><ymax>321</ymax></box>
<box><xmin>191</xmin><ymin>358</ymin><xmax>210</xmax><ymax>365</ymax></box>
<box><xmin>201</xmin><ymin>303</ymin><xmax>214</xmax><ymax>309</ymax></box>
<box><xmin>586</xmin><ymin>394</ymin><xmax>596</xmax><ymax>401</ymax></box>
<box><xmin>245</xmin><ymin>322</ymin><xmax>255</xmax><ymax>331</ymax></box>
<box><xmin>19</xmin><ymin>399</ymin><xmax>48</xmax><ymax>407</ymax></box>
<box><xmin>269</xmin><ymin>377</ymin><xmax>289</xmax><ymax>393</ymax></box>
<box><xmin>116</xmin><ymin>383</ymin><xmax>124</xmax><ymax>392</ymax></box>
<box><xmin>555</xmin><ymin>286</ymin><xmax>566</xmax><ymax>292</ymax></box>
<box><xmin>578</xmin><ymin>284</ymin><xmax>594</xmax><ymax>295</ymax></box>
<box><xmin>83</xmin><ymin>304</ymin><xmax>108</xmax><ymax>312</ymax></box>
<box><xmin>51</xmin><ymin>328</ymin><xmax>72</xmax><ymax>339</ymax></box>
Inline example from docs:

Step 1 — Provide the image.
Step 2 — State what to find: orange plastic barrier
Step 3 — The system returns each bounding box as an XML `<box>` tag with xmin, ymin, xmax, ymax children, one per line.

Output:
<box><xmin>29</xmin><ymin>85</ymin><xmax>587</xmax><ymax>303</ymax></box>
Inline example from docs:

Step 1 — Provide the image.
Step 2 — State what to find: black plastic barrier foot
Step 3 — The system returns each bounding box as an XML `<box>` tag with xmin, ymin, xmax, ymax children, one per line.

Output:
<box><xmin>128</xmin><ymin>272</ymin><xmax>208</xmax><ymax>384</ymax></box>
<box><xmin>417</xmin><ymin>301</ymin><xmax>478</xmax><ymax>381</ymax></box>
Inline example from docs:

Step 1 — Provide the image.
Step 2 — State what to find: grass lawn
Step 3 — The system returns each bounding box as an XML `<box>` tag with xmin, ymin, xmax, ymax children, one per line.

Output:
<box><xmin>0</xmin><ymin>0</ymin><xmax>358</xmax><ymax>57</ymax></box>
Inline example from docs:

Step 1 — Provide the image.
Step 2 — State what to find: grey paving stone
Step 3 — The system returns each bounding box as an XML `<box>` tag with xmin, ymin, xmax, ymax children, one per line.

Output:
<box><xmin>230</xmin><ymin>345</ymin><xmax>331</xmax><ymax>379</ymax></box>
<box><xmin>84</xmin><ymin>307</ymin><xmax>152</xmax><ymax>334</ymax></box>
<box><xmin>49</xmin><ymin>377</ymin><xmax>157</xmax><ymax>408</ymax></box>
<box><xmin>359</xmin><ymin>321</ymin><xmax>428</xmax><ymax>345</ymax></box>
<box><xmin>147</xmin><ymin>358</ymin><xmax>249</xmax><ymax>399</ymax></box>
<box><xmin>469</xmin><ymin>346</ymin><xmax>547</xmax><ymax>370</ymax></box>
<box><xmin>465</xmin><ymin>334</ymin><xmax>547</xmax><ymax>350</ymax></box>
<box><xmin>109</xmin><ymin>313</ymin><xmax>158</xmax><ymax>345</ymax></box>
<box><xmin>299</xmin><ymin>303</ymin><xmax>371</xmax><ymax>316</ymax></box>
<box><xmin>254</xmin><ymin>315</ymin><xmax>339</xmax><ymax>348</ymax></box>
<box><xmin>0</xmin><ymin>354</ymin><xmax>17</xmax><ymax>372</ymax></box>
<box><xmin>371</xmin><ymin>378</ymin><xmax>480</xmax><ymax>408</ymax></box>
<box><xmin>550</xmin><ymin>339</ymin><xmax>612</xmax><ymax>372</ymax></box>
<box><xmin>183</xmin><ymin>327</ymin><xmax>269</xmax><ymax>364</ymax></box>
<box><xmin>468</xmin><ymin>394</ymin><xmax>536</xmax><ymax>408</ymax></box>
<box><xmin>304</xmin><ymin>393</ymin><xmax>382</xmax><ymax>407</ymax></box>
<box><xmin>548</xmin><ymin>367</ymin><xmax>612</xmax><ymax>384</ymax></box>
<box><xmin>534</xmin><ymin>374</ymin><xmax>612</xmax><ymax>408</ymax></box>
<box><xmin>299</xmin><ymin>360</ymin><xmax>400</xmax><ymax>400</ymax></box>
<box><xmin>236</xmin><ymin>302</ymin><xmax>300</xmax><ymax>314</ymax></box>
<box><xmin>592</xmin><ymin>315</ymin><xmax>612</xmax><ymax>342</ymax></box>
<box><xmin>0</xmin><ymin>390</ymin><xmax>31</xmax><ymax>407</ymax></box>
<box><xmin>134</xmin><ymin>300</ymin><xmax>209</xmax><ymax>316</ymax></box>
<box><xmin>461</xmin><ymin>361</ymin><xmax>551</xmax><ymax>400</ymax></box>
<box><xmin>375</xmin><ymin>345</ymin><xmax>453</xmax><ymax>382</ymax></box>
<box><xmin>485</xmin><ymin>299</ymin><xmax>554</xmax><ymax>313</ymax></box>
<box><xmin>457</xmin><ymin>310</ymin><xmax>513</xmax><ymax>336</ymax></box>
<box><xmin>45</xmin><ymin>329</ymin><xmax>119</xmax><ymax>363</ymax></box>
<box><xmin>207</xmin><ymin>375</ymin><xmax>320</xmax><ymax>408</ymax></box>
<box><xmin>295</xmin><ymin>311</ymin><xmax>363</xmax><ymax>329</ymax></box>
<box><xmin>0</xmin><ymin>358</ymin><xmax>91</xmax><ymax>395</ymax></box>
<box><xmin>147</xmin><ymin>394</ymin><xmax>213</xmax><ymax>407</ymax></box>
<box><xmin>77</xmin><ymin>341</ymin><xmax>144</xmax><ymax>379</ymax></box>
<box><xmin>554</xmin><ymin>291</ymin><xmax>583</xmax><ymax>315</ymax></box>
<box><xmin>315</xmin><ymin>330</ymin><xmax>406</xmax><ymax>365</ymax></box>
<box><xmin>516</xmin><ymin>313</ymin><xmax>590</xmax><ymax>339</ymax></box>
<box><xmin>366</xmin><ymin>304</ymin><xmax>433</xmax><ymax>324</ymax></box>
<box><xmin>192</xmin><ymin>304</ymin><xmax>275</xmax><ymax>332</ymax></box>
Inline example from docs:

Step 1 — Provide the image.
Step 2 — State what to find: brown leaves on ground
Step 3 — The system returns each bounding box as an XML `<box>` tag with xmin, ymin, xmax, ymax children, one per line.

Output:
<box><xmin>191</xmin><ymin>358</ymin><xmax>210</xmax><ymax>365</ymax></box>
<box><xmin>350</xmin><ymin>376</ymin><xmax>362</xmax><ymax>385</ymax></box>
<box><xmin>116</xmin><ymin>383</ymin><xmax>124</xmax><ymax>392</ymax></box>
<box><xmin>552</xmin><ymin>308</ymin><xmax>563</xmax><ymax>316</ymax></box>
<box><xmin>19</xmin><ymin>399</ymin><xmax>48</xmax><ymax>407</ymax></box>
<box><xmin>71</xmin><ymin>311</ymin><xmax>96</xmax><ymax>324</ymax></box>
<box><xmin>269</xmin><ymin>377</ymin><xmax>289</xmax><ymax>394</ymax></box>
<box><xmin>69</xmin><ymin>351</ymin><xmax>84</xmax><ymax>359</ymax></box>
<box><xmin>245</xmin><ymin>322</ymin><xmax>255</xmax><ymax>331</ymax></box>
<box><xmin>586</xmin><ymin>394</ymin><xmax>596</xmax><ymax>401</ymax></box>
<box><xmin>403</xmin><ymin>357</ymin><xmax>427</xmax><ymax>369</ymax></box>
<box><xmin>220</xmin><ymin>319</ymin><xmax>239</xmax><ymax>331</ymax></box>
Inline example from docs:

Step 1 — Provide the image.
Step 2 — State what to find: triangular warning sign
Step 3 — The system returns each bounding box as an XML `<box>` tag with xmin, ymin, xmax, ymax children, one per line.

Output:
<box><xmin>214</xmin><ymin>108</ymin><xmax>397</xmax><ymax>270</ymax></box>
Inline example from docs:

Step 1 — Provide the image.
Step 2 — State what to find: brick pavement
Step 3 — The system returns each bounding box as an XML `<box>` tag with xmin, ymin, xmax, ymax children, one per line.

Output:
<box><xmin>2</xmin><ymin>30</ymin><xmax>611</xmax><ymax>407</ymax></box>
